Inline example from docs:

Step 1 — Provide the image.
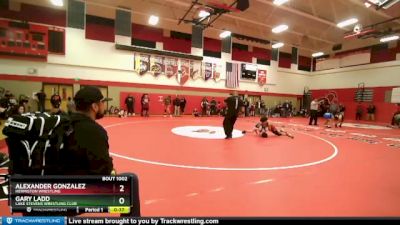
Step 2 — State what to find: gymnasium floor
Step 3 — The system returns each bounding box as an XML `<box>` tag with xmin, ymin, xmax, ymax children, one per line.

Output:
<box><xmin>1</xmin><ymin>116</ymin><xmax>400</xmax><ymax>217</ymax></box>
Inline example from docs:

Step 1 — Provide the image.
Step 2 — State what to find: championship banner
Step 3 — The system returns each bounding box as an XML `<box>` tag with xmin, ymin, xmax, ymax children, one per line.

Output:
<box><xmin>179</xmin><ymin>59</ymin><xmax>190</xmax><ymax>85</ymax></box>
<box><xmin>150</xmin><ymin>56</ymin><xmax>164</xmax><ymax>77</ymax></box>
<box><xmin>134</xmin><ymin>54</ymin><xmax>150</xmax><ymax>76</ymax></box>
<box><xmin>257</xmin><ymin>69</ymin><xmax>266</xmax><ymax>86</ymax></box>
<box><xmin>212</xmin><ymin>63</ymin><xmax>222</xmax><ymax>82</ymax></box>
<box><xmin>164</xmin><ymin>57</ymin><xmax>178</xmax><ymax>78</ymax></box>
<box><xmin>203</xmin><ymin>62</ymin><xmax>213</xmax><ymax>81</ymax></box>
<box><xmin>190</xmin><ymin>61</ymin><xmax>201</xmax><ymax>80</ymax></box>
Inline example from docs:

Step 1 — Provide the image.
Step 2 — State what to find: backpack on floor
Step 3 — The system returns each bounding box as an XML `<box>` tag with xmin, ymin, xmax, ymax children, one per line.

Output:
<box><xmin>2</xmin><ymin>112</ymin><xmax>70</xmax><ymax>175</ymax></box>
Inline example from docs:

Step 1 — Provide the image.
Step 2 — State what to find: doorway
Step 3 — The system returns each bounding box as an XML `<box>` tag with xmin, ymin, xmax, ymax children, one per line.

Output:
<box><xmin>43</xmin><ymin>83</ymin><xmax>73</xmax><ymax>112</ymax></box>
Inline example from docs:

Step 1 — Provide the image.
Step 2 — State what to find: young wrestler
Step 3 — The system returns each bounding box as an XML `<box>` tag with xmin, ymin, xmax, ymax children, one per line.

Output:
<box><xmin>323</xmin><ymin>111</ymin><xmax>334</xmax><ymax>128</ymax></box>
<box><xmin>268</xmin><ymin>119</ymin><xmax>294</xmax><ymax>139</ymax></box>
<box><xmin>193</xmin><ymin>108</ymin><xmax>200</xmax><ymax>117</ymax></box>
<box><xmin>335</xmin><ymin>104</ymin><xmax>345</xmax><ymax>128</ymax></box>
<box><xmin>253</xmin><ymin>116</ymin><xmax>269</xmax><ymax>138</ymax></box>
<box><xmin>243</xmin><ymin>116</ymin><xmax>294</xmax><ymax>138</ymax></box>
<box><xmin>118</xmin><ymin>109</ymin><xmax>128</xmax><ymax>118</ymax></box>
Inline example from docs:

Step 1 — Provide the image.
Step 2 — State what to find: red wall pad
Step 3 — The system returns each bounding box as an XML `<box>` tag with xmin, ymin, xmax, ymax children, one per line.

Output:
<box><xmin>232</xmin><ymin>48</ymin><xmax>253</xmax><ymax>63</ymax></box>
<box><xmin>132</xmin><ymin>23</ymin><xmax>163</xmax><ymax>43</ymax></box>
<box><xmin>163</xmin><ymin>37</ymin><xmax>191</xmax><ymax>54</ymax></box>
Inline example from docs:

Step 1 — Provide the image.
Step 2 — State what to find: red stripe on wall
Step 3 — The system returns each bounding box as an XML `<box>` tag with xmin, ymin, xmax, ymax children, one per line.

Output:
<box><xmin>0</xmin><ymin>3</ymin><xmax>66</xmax><ymax>27</ymax></box>
<box><xmin>0</xmin><ymin>74</ymin><xmax>301</xmax><ymax>97</ymax></box>
<box><xmin>132</xmin><ymin>23</ymin><xmax>163</xmax><ymax>42</ymax></box>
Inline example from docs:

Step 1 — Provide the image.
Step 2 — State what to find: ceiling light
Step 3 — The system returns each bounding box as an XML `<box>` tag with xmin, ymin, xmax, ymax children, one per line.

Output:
<box><xmin>198</xmin><ymin>10</ymin><xmax>210</xmax><ymax>18</ymax></box>
<box><xmin>367</xmin><ymin>0</ymin><xmax>400</xmax><ymax>9</ymax></box>
<box><xmin>381</xmin><ymin>0</ymin><xmax>400</xmax><ymax>9</ymax></box>
<box><xmin>219</xmin><ymin>30</ymin><xmax>231</xmax><ymax>38</ymax></box>
<box><xmin>148</xmin><ymin>15</ymin><xmax>159</xmax><ymax>26</ymax></box>
<box><xmin>368</xmin><ymin>0</ymin><xmax>380</xmax><ymax>4</ymax></box>
<box><xmin>50</xmin><ymin>0</ymin><xmax>63</xmax><ymax>7</ymax></box>
<box><xmin>312</xmin><ymin>52</ymin><xmax>324</xmax><ymax>57</ymax></box>
<box><xmin>272</xmin><ymin>42</ymin><xmax>284</xmax><ymax>49</ymax></box>
<box><xmin>380</xmin><ymin>35</ymin><xmax>399</xmax><ymax>42</ymax></box>
<box><xmin>364</xmin><ymin>2</ymin><xmax>372</xmax><ymax>7</ymax></box>
<box><xmin>337</xmin><ymin>18</ymin><xmax>358</xmax><ymax>28</ymax></box>
<box><xmin>272</xmin><ymin>24</ymin><xmax>288</xmax><ymax>33</ymax></box>
<box><xmin>273</xmin><ymin>0</ymin><xmax>290</xmax><ymax>6</ymax></box>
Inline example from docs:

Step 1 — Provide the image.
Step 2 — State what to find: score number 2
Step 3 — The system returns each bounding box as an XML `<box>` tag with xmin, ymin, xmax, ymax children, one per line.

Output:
<box><xmin>119</xmin><ymin>185</ymin><xmax>125</xmax><ymax>204</ymax></box>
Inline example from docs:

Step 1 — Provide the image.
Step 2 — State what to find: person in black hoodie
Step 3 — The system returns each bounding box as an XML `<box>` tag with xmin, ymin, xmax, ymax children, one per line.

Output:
<box><xmin>63</xmin><ymin>86</ymin><xmax>141</xmax><ymax>216</ymax></box>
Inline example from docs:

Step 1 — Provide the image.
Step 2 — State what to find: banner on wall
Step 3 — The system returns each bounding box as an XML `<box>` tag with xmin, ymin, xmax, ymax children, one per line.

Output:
<box><xmin>257</xmin><ymin>69</ymin><xmax>266</xmax><ymax>86</ymax></box>
<box><xmin>134</xmin><ymin>54</ymin><xmax>150</xmax><ymax>75</ymax></box>
<box><xmin>212</xmin><ymin>63</ymin><xmax>222</xmax><ymax>82</ymax></box>
<box><xmin>190</xmin><ymin>61</ymin><xmax>201</xmax><ymax>80</ymax></box>
<box><xmin>179</xmin><ymin>59</ymin><xmax>190</xmax><ymax>85</ymax></box>
<box><xmin>204</xmin><ymin>62</ymin><xmax>213</xmax><ymax>81</ymax></box>
<box><xmin>165</xmin><ymin>57</ymin><xmax>179</xmax><ymax>78</ymax></box>
<box><xmin>150</xmin><ymin>56</ymin><xmax>165</xmax><ymax>76</ymax></box>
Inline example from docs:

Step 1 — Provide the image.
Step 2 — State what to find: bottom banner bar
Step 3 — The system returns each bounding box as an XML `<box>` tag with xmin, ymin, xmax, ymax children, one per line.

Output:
<box><xmin>1</xmin><ymin>217</ymin><xmax>399</xmax><ymax>225</ymax></box>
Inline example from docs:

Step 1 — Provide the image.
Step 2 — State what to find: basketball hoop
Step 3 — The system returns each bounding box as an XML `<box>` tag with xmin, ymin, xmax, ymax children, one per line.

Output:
<box><xmin>193</xmin><ymin>6</ymin><xmax>213</xmax><ymax>22</ymax></box>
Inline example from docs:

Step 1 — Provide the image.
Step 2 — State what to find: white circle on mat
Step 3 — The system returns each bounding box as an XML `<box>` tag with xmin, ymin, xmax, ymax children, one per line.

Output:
<box><xmin>171</xmin><ymin>126</ymin><xmax>244</xmax><ymax>139</ymax></box>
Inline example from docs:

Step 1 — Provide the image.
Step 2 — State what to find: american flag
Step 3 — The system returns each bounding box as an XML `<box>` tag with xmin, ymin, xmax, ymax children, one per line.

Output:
<box><xmin>225</xmin><ymin>62</ymin><xmax>239</xmax><ymax>88</ymax></box>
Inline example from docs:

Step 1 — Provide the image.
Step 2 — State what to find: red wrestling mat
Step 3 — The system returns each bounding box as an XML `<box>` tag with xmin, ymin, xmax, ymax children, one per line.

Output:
<box><xmin>1</xmin><ymin>116</ymin><xmax>400</xmax><ymax>217</ymax></box>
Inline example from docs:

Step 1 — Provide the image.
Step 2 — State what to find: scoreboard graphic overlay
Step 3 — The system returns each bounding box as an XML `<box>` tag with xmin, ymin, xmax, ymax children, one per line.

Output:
<box><xmin>8</xmin><ymin>176</ymin><xmax>132</xmax><ymax>214</ymax></box>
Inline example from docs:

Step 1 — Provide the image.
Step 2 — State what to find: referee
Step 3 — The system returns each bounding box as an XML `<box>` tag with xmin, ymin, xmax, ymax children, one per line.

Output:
<box><xmin>223</xmin><ymin>91</ymin><xmax>243</xmax><ymax>139</ymax></box>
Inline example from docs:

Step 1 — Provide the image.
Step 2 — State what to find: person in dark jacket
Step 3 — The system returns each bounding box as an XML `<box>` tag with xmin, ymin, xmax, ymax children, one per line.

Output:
<box><xmin>180</xmin><ymin>96</ymin><xmax>187</xmax><ymax>114</ymax></box>
<box><xmin>173</xmin><ymin>95</ymin><xmax>180</xmax><ymax>117</ymax></box>
<box><xmin>125</xmin><ymin>94</ymin><xmax>135</xmax><ymax>116</ymax></box>
<box><xmin>35</xmin><ymin>89</ymin><xmax>46</xmax><ymax>112</ymax></box>
<box><xmin>210</xmin><ymin>97</ymin><xmax>217</xmax><ymax>115</ymax></box>
<box><xmin>62</xmin><ymin>86</ymin><xmax>141</xmax><ymax>216</ymax></box>
<box><xmin>141</xmin><ymin>93</ymin><xmax>150</xmax><ymax>117</ymax></box>
<box><xmin>223</xmin><ymin>91</ymin><xmax>243</xmax><ymax>139</ymax></box>
<box><xmin>367</xmin><ymin>104</ymin><xmax>376</xmax><ymax>121</ymax></box>
<box><xmin>356</xmin><ymin>102</ymin><xmax>363</xmax><ymax>120</ymax></box>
